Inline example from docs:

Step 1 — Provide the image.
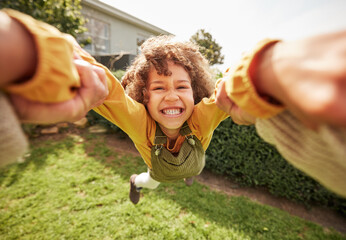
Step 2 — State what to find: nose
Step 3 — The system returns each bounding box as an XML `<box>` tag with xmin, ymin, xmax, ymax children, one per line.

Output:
<box><xmin>164</xmin><ymin>89</ymin><xmax>179</xmax><ymax>101</ymax></box>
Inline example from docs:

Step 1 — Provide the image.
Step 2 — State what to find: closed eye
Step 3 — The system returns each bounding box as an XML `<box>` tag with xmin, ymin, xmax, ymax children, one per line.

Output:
<box><xmin>177</xmin><ymin>85</ymin><xmax>190</xmax><ymax>90</ymax></box>
<box><xmin>153</xmin><ymin>87</ymin><xmax>164</xmax><ymax>91</ymax></box>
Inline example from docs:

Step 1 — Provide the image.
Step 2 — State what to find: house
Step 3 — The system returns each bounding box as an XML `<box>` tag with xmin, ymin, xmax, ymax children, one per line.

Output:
<box><xmin>80</xmin><ymin>0</ymin><xmax>172</xmax><ymax>70</ymax></box>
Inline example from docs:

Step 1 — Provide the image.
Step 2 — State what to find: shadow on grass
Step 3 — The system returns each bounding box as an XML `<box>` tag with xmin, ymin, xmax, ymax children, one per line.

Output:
<box><xmin>0</xmin><ymin>137</ymin><xmax>76</xmax><ymax>187</ymax></box>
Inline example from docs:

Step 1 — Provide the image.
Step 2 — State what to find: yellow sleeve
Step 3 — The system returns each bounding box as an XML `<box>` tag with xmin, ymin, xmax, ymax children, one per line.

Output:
<box><xmin>188</xmin><ymin>89</ymin><xmax>229</xmax><ymax>150</ymax></box>
<box><xmin>2</xmin><ymin>9</ymin><xmax>80</xmax><ymax>103</ymax></box>
<box><xmin>223</xmin><ymin>39</ymin><xmax>285</xmax><ymax>118</ymax></box>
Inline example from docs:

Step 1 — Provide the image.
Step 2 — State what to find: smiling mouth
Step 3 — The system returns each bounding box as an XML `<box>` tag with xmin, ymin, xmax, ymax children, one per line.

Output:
<box><xmin>162</xmin><ymin>108</ymin><xmax>183</xmax><ymax>115</ymax></box>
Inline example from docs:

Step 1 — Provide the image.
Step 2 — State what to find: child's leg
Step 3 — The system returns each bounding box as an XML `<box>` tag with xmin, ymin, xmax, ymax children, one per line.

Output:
<box><xmin>129</xmin><ymin>171</ymin><xmax>160</xmax><ymax>204</ymax></box>
<box><xmin>135</xmin><ymin>171</ymin><xmax>160</xmax><ymax>189</ymax></box>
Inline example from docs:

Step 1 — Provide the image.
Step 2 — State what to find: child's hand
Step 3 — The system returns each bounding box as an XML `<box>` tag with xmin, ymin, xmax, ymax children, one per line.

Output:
<box><xmin>215</xmin><ymin>79</ymin><xmax>256</xmax><ymax>125</ymax></box>
<box><xmin>9</xmin><ymin>59</ymin><xmax>108</xmax><ymax>124</ymax></box>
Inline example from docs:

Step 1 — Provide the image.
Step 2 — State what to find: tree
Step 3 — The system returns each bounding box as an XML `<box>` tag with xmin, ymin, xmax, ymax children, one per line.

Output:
<box><xmin>0</xmin><ymin>0</ymin><xmax>87</xmax><ymax>38</ymax></box>
<box><xmin>190</xmin><ymin>29</ymin><xmax>224</xmax><ymax>66</ymax></box>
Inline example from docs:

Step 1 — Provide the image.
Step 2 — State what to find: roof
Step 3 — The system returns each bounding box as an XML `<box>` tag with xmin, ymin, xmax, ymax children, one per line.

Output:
<box><xmin>81</xmin><ymin>0</ymin><xmax>172</xmax><ymax>36</ymax></box>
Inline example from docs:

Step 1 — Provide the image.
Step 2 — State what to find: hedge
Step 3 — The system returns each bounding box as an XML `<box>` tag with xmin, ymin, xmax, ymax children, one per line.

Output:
<box><xmin>206</xmin><ymin>118</ymin><xmax>346</xmax><ymax>215</ymax></box>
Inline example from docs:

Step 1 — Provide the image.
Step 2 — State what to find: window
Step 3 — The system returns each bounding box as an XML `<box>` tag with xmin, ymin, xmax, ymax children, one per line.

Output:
<box><xmin>83</xmin><ymin>17</ymin><xmax>110</xmax><ymax>55</ymax></box>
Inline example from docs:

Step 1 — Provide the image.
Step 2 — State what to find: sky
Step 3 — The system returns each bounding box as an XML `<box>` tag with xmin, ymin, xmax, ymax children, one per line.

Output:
<box><xmin>100</xmin><ymin>0</ymin><xmax>346</xmax><ymax>72</ymax></box>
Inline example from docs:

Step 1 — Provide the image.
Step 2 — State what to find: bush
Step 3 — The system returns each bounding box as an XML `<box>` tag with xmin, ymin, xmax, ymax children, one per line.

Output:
<box><xmin>112</xmin><ymin>70</ymin><xmax>126</xmax><ymax>81</ymax></box>
<box><xmin>206</xmin><ymin>118</ymin><xmax>346</xmax><ymax>215</ymax></box>
<box><xmin>86</xmin><ymin>111</ymin><xmax>121</xmax><ymax>133</ymax></box>
<box><xmin>0</xmin><ymin>0</ymin><xmax>87</xmax><ymax>38</ymax></box>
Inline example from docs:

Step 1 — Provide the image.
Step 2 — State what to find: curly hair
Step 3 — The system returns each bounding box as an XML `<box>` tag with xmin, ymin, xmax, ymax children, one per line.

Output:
<box><xmin>121</xmin><ymin>35</ymin><xmax>214</xmax><ymax>105</ymax></box>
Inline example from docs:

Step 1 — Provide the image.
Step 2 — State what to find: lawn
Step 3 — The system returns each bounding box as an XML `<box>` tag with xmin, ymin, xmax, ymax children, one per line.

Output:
<box><xmin>0</xmin><ymin>131</ymin><xmax>345</xmax><ymax>240</ymax></box>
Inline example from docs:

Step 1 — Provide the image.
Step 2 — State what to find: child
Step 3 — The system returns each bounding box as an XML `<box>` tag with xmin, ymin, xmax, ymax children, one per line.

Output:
<box><xmin>116</xmin><ymin>36</ymin><xmax>229</xmax><ymax>204</ymax></box>
<box><xmin>45</xmin><ymin>34</ymin><xmax>230</xmax><ymax>204</ymax></box>
<box><xmin>89</xmin><ymin>36</ymin><xmax>229</xmax><ymax>204</ymax></box>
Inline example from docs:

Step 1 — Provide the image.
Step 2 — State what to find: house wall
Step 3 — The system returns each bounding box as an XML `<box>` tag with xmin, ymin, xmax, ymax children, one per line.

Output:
<box><xmin>81</xmin><ymin>1</ymin><xmax>170</xmax><ymax>57</ymax></box>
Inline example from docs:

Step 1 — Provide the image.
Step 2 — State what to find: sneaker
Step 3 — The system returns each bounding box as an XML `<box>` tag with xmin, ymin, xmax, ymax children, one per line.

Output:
<box><xmin>184</xmin><ymin>177</ymin><xmax>194</xmax><ymax>186</ymax></box>
<box><xmin>129</xmin><ymin>174</ymin><xmax>141</xmax><ymax>204</ymax></box>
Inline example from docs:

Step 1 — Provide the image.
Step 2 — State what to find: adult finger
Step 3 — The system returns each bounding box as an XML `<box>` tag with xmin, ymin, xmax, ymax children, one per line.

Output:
<box><xmin>9</xmin><ymin>93</ymin><xmax>81</xmax><ymax>123</ymax></box>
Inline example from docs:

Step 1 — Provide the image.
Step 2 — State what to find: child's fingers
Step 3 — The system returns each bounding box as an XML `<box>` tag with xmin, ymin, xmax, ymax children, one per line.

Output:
<box><xmin>92</xmin><ymin>65</ymin><xmax>108</xmax><ymax>96</ymax></box>
<box><xmin>215</xmin><ymin>79</ymin><xmax>234</xmax><ymax>114</ymax></box>
<box><xmin>73</xmin><ymin>51</ymin><xmax>82</xmax><ymax>60</ymax></box>
<box><xmin>74</xmin><ymin>59</ymin><xmax>106</xmax><ymax>88</ymax></box>
<box><xmin>215</xmin><ymin>79</ymin><xmax>255</xmax><ymax>125</ymax></box>
<box><xmin>74</xmin><ymin>59</ymin><xmax>94</xmax><ymax>86</ymax></box>
<box><xmin>73</xmin><ymin>59</ymin><xmax>108</xmax><ymax>109</ymax></box>
<box><xmin>90</xmin><ymin>65</ymin><xmax>108</xmax><ymax>107</ymax></box>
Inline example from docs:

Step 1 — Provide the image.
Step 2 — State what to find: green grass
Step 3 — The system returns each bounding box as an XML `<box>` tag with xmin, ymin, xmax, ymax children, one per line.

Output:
<box><xmin>0</xmin><ymin>133</ymin><xmax>345</xmax><ymax>240</ymax></box>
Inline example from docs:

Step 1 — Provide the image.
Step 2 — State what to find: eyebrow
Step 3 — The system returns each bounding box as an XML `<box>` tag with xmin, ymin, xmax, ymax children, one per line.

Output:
<box><xmin>149</xmin><ymin>79</ymin><xmax>191</xmax><ymax>85</ymax></box>
<box><xmin>177</xmin><ymin>79</ymin><xmax>191</xmax><ymax>83</ymax></box>
<box><xmin>149</xmin><ymin>80</ymin><xmax>165</xmax><ymax>85</ymax></box>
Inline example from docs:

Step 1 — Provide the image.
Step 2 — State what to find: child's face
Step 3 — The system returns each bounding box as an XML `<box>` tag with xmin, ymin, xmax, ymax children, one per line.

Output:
<box><xmin>146</xmin><ymin>61</ymin><xmax>194</xmax><ymax>134</ymax></box>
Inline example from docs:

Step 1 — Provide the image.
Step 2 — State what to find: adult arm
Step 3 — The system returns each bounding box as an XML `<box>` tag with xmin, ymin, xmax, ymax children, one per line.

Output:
<box><xmin>1</xmin><ymin>9</ymin><xmax>80</xmax><ymax>102</ymax></box>
<box><xmin>218</xmin><ymin>30</ymin><xmax>346</xmax><ymax>129</ymax></box>
<box><xmin>9</xmin><ymin>59</ymin><xmax>108</xmax><ymax>123</ymax></box>
<box><xmin>216</xmin><ymin>31</ymin><xmax>346</xmax><ymax>197</ymax></box>
<box><xmin>0</xmin><ymin>9</ymin><xmax>108</xmax><ymax>123</ymax></box>
<box><xmin>0</xmin><ymin>10</ymin><xmax>36</xmax><ymax>86</ymax></box>
<box><xmin>251</xmin><ymin>30</ymin><xmax>346</xmax><ymax>129</ymax></box>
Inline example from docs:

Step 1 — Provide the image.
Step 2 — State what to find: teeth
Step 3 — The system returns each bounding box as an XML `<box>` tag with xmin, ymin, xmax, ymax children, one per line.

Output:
<box><xmin>163</xmin><ymin>109</ymin><xmax>181</xmax><ymax>115</ymax></box>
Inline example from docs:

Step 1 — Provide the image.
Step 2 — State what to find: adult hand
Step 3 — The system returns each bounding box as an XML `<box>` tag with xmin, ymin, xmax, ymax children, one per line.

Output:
<box><xmin>252</xmin><ymin>30</ymin><xmax>346</xmax><ymax>129</ymax></box>
<box><xmin>9</xmin><ymin>59</ymin><xmax>108</xmax><ymax>124</ymax></box>
<box><xmin>215</xmin><ymin>79</ymin><xmax>256</xmax><ymax>125</ymax></box>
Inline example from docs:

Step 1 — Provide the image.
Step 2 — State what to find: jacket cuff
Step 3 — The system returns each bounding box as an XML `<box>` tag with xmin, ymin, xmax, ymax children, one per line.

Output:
<box><xmin>3</xmin><ymin>9</ymin><xmax>79</xmax><ymax>102</ymax></box>
<box><xmin>224</xmin><ymin>39</ymin><xmax>285</xmax><ymax>118</ymax></box>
